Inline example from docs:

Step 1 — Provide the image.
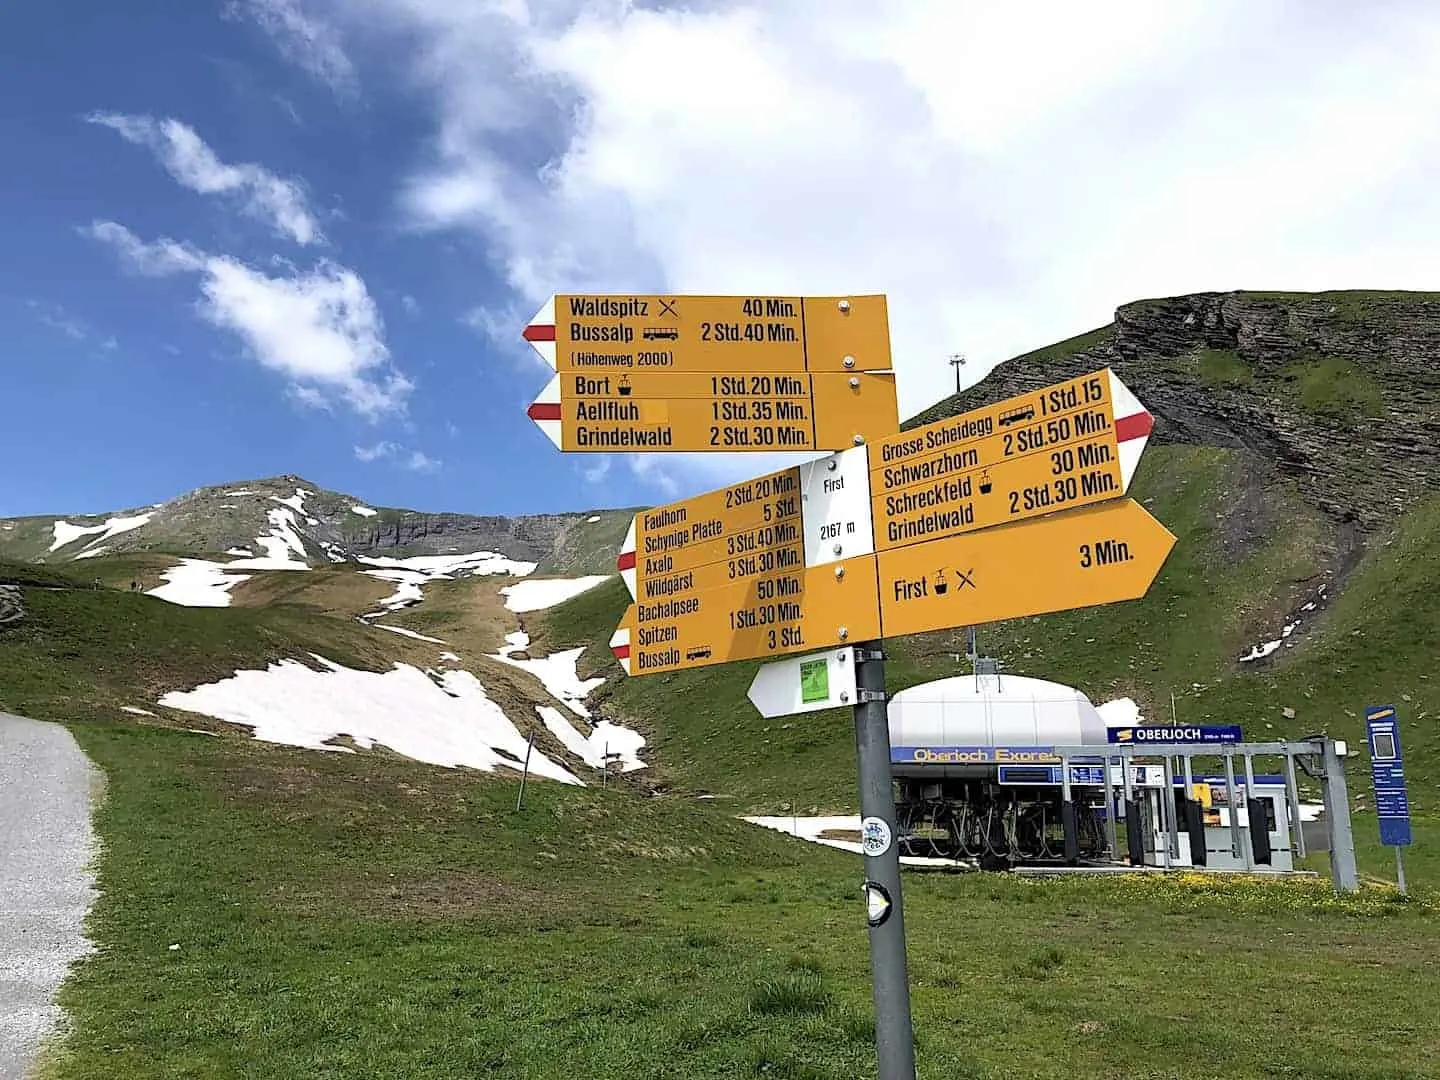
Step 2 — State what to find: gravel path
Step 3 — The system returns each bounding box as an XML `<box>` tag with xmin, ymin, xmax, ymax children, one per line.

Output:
<box><xmin>0</xmin><ymin>714</ymin><xmax>100</xmax><ymax>1080</ymax></box>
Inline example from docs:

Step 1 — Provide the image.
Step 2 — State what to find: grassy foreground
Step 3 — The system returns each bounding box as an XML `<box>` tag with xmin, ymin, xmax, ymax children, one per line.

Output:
<box><xmin>34</xmin><ymin>721</ymin><xmax>1440</xmax><ymax>1080</ymax></box>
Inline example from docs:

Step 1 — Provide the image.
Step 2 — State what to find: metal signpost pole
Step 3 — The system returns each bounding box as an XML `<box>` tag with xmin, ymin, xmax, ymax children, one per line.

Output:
<box><xmin>852</xmin><ymin>641</ymin><xmax>917</xmax><ymax>1080</ymax></box>
<box><xmin>515</xmin><ymin>731</ymin><xmax>536</xmax><ymax>812</ymax></box>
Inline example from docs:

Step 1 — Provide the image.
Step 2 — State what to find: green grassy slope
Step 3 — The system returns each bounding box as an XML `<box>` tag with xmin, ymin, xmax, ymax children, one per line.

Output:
<box><xmin>36</xmin><ymin>719</ymin><xmax>1440</xmax><ymax>1080</ymax></box>
<box><xmin>534</xmin><ymin>445</ymin><xmax>1439</xmax><ymax>814</ymax></box>
<box><xmin>537</xmin><ymin>508</ymin><xmax>637</xmax><ymax>575</ymax></box>
<box><xmin>0</xmin><ymin>560</ymin><xmax>397</xmax><ymax>725</ymax></box>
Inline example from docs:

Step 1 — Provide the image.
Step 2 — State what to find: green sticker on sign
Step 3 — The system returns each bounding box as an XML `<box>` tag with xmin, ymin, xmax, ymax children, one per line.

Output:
<box><xmin>799</xmin><ymin>658</ymin><xmax>829</xmax><ymax>704</ymax></box>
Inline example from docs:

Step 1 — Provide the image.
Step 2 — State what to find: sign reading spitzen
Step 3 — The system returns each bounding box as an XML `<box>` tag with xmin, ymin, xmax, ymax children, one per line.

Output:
<box><xmin>869</xmin><ymin>369</ymin><xmax>1153</xmax><ymax>551</ymax></box>
<box><xmin>607</xmin><ymin>562</ymin><xmax>882</xmax><ymax>675</ymax></box>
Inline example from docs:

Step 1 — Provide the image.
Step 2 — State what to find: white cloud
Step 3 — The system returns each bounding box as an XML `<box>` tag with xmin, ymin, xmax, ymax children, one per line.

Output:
<box><xmin>84</xmin><ymin>220</ymin><xmax>411</xmax><ymax>418</ymax></box>
<box><xmin>354</xmin><ymin>440</ymin><xmax>442</xmax><ymax>472</ymax></box>
<box><xmin>401</xmin><ymin>293</ymin><xmax>420</xmax><ymax>315</ymax></box>
<box><xmin>626</xmin><ymin>454</ymin><xmax>678</xmax><ymax>498</ymax></box>
<box><xmin>86</xmin><ymin>112</ymin><xmax>323</xmax><ymax>245</ymax></box>
<box><xmin>226</xmin><ymin>0</ymin><xmax>358</xmax><ymax>96</ymax></box>
<box><xmin>26</xmin><ymin>299</ymin><xmax>89</xmax><ymax>341</ymax></box>
<box><xmin>354</xmin><ymin>440</ymin><xmax>399</xmax><ymax>462</ymax></box>
<box><xmin>580</xmin><ymin>455</ymin><xmax>611</xmax><ymax>486</ymax></box>
<box><xmin>405</xmin><ymin>449</ymin><xmax>442</xmax><ymax>472</ymax></box>
<box><xmin>297</xmin><ymin>0</ymin><xmax>1440</xmax><ymax>499</ymax></box>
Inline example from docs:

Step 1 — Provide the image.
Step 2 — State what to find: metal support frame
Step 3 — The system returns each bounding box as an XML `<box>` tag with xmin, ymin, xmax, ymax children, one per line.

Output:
<box><xmin>1031</xmin><ymin>738</ymin><xmax>1357</xmax><ymax>891</ymax></box>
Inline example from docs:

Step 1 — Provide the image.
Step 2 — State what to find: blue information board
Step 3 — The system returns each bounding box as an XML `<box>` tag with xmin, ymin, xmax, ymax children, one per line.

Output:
<box><xmin>995</xmin><ymin>764</ymin><xmax>1122</xmax><ymax>786</ymax></box>
<box><xmin>1365</xmin><ymin>705</ymin><xmax>1411</xmax><ymax>847</ymax></box>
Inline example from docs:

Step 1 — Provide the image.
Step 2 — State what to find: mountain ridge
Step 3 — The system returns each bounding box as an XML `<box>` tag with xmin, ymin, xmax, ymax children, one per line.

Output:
<box><xmin>923</xmin><ymin>289</ymin><xmax>1440</xmax><ymax>530</ymax></box>
<box><xmin>0</xmin><ymin>472</ymin><xmax>640</xmax><ymax>577</ymax></box>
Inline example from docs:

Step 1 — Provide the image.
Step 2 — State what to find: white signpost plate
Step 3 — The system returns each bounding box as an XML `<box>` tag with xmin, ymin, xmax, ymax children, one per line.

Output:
<box><xmin>747</xmin><ymin>646</ymin><xmax>860</xmax><ymax>718</ymax></box>
<box><xmin>799</xmin><ymin>444</ymin><xmax>875</xmax><ymax>568</ymax></box>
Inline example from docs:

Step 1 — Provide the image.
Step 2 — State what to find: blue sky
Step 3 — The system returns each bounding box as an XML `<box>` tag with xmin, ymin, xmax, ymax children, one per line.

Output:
<box><xmin>5</xmin><ymin>1</ymin><xmax>1439</xmax><ymax>519</ymax></box>
<box><xmin>2</xmin><ymin>1</ymin><xmax>599</xmax><ymax>518</ymax></box>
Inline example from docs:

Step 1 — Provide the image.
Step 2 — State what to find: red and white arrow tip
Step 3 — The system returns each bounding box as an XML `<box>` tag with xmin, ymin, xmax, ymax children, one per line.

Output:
<box><xmin>609</xmin><ymin>620</ymin><xmax>631</xmax><ymax>676</ymax></box>
<box><xmin>526</xmin><ymin>373</ymin><xmax>562</xmax><ymax>448</ymax></box>
<box><xmin>1108</xmin><ymin>369</ymin><xmax>1154</xmax><ymax>491</ymax></box>
<box><xmin>523</xmin><ymin>297</ymin><xmax>557</xmax><ymax>369</ymax></box>
<box><xmin>616</xmin><ymin>516</ymin><xmax>638</xmax><ymax>599</ymax></box>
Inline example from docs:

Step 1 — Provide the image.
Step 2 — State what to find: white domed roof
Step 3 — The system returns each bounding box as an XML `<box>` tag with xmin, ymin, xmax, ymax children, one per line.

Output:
<box><xmin>888</xmin><ymin>673</ymin><xmax>1108</xmax><ymax>749</ymax></box>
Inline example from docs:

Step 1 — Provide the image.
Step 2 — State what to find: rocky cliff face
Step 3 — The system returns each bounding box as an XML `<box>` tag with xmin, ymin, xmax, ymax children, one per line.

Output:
<box><xmin>0</xmin><ymin>585</ymin><xmax>24</xmax><ymax>628</ymax></box>
<box><xmin>343</xmin><ymin>510</ymin><xmax>583</xmax><ymax>562</ymax></box>
<box><xmin>912</xmin><ymin>291</ymin><xmax>1440</xmax><ymax>529</ymax></box>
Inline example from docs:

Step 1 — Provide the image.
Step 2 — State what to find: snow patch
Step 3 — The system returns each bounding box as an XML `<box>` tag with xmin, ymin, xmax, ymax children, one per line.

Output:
<box><xmin>253</xmin><ymin>506</ymin><xmax>310</xmax><ymax>564</ymax></box>
<box><xmin>49</xmin><ymin>512</ymin><xmax>153</xmax><ymax>552</ymax></box>
<box><xmin>224</xmin><ymin>489</ymin><xmax>253</xmax><ymax>496</ymax></box>
<box><xmin>536</xmin><ymin>706</ymin><xmax>646</xmax><ymax>772</ymax></box>
<box><xmin>358</xmin><ymin>551</ymin><xmax>536</xmax><ymax>576</ymax></box>
<box><xmin>147</xmin><ymin>494</ymin><xmax>319</xmax><ymax>606</ymax></box>
<box><xmin>350</xmin><ymin>504</ymin><xmax>378</xmax><ymax>517</ymax></box>
<box><xmin>492</xmin><ymin>629</ymin><xmax>605</xmax><ymax>719</ymax></box>
<box><xmin>1097</xmin><ymin>697</ymin><xmax>1144</xmax><ymax>727</ymax></box>
<box><xmin>1239</xmin><ymin>584</ymin><xmax>1329</xmax><ymax>663</ymax></box>
<box><xmin>585</xmin><ymin>515</ymin><xmax>601</xmax><ymax>523</ymax></box>
<box><xmin>374</xmin><ymin>624</ymin><xmax>449</xmax><ymax>645</ymax></box>
<box><xmin>361</xmin><ymin>570</ymin><xmax>427</xmax><ymax>612</ymax></box>
<box><xmin>439</xmin><ymin>651</ymin><xmax>461</xmax><ymax>663</ymax></box>
<box><xmin>146</xmin><ymin>547</ymin><xmax>309</xmax><ymax>607</ymax></box>
<box><xmin>358</xmin><ymin>551</ymin><xmax>536</xmax><ymax>614</ymax></box>
<box><xmin>746</xmin><ymin>815</ymin><xmax>866</xmax><ymax>854</ymax></box>
<box><xmin>157</xmin><ymin>655</ymin><xmax>583</xmax><ymax>784</ymax></box>
<box><xmin>500</xmin><ymin>575</ymin><xmax>611</xmax><ymax>613</ymax></box>
<box><xmin>268</xmin><ymin>487</ymin><xmax>311</xmax><ymax>514</ymax></box>
<box><xmin>120</xmin><ymin>706</ymin><xmax>155</xmax><ymax>716</ymax></box>
<box><xmin>745</xmin><ymin>816</ymin><xmax>964</xmax><ymax>867</ymax></box>
<box><xmin>74</xmin><ymin>546</ymin><xmax>110</xmax><ymax>560</ymax></box>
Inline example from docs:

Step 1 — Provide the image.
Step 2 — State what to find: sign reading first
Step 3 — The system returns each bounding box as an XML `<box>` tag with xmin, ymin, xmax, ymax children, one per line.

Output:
<box><xmin>524</xmin><ymin>294</ymin><xmax>899</xmax><ymax>453</ymax></box>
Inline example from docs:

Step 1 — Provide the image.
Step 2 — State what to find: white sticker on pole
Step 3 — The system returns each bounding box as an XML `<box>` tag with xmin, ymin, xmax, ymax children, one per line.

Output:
<box><xmin>798</xmin><ymin>443</ymin><xmax>875</xmax><ymax>568</ymax></box>
<box><xmin>747</xmin><ymin>648</ymin><xmax>859</xmax><ymax>719</ymax></box>
<box><xmin>860</xmin><ymin>816</ymin><xmax>892</xmax><ymax>857</ymax></box>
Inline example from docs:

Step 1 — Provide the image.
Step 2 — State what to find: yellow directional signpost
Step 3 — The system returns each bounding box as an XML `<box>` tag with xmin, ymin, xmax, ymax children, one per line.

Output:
<box><xmin>611</xmin><ymin>456</ymin><xmax>882</xmax><ymax>674</ymax></box>
<box><xmin>525</xmin><ymin>286</ymin><xmax>1174</xmax><ymax>1080</ymax></box>
<box><xmin>525</xmin><ymin>294</ymin><xmax>899</xmax><ymax>452</ymax></box>
<box><xmin>868</xmin><ymin>368</ymin><xmax>1153</xmax><ymax>551</ymax></box>
<box><xmin>875</xmin><ymin>498</ymin><xmax>1175</xmax><ymax>637</ymax></box>
<box><xmin>609</xmin><ymin>561</ymin><xmax>882</xmax><ymax>675</ymax></box>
